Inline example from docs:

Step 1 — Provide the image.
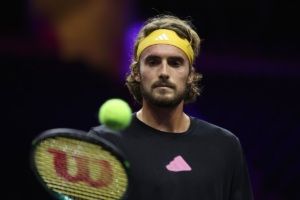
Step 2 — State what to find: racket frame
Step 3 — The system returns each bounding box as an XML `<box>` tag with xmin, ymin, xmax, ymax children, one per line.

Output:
<box><xmin>30</xmin><ymin>128</ymin><xmax>130</xmax><ymax>200</ymax></box>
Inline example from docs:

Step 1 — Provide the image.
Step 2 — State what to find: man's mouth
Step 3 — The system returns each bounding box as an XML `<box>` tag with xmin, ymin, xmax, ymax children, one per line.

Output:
<box><xmin>152</xmin><ymin>82</ymin><xmax>175</xmax><ymax>89</ymax></box>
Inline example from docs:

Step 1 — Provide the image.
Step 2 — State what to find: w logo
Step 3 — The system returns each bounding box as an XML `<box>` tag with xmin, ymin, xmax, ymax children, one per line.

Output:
<box><xmin>48</xmin><ymin>148</ymin><xmax>113</xmax><ymax>188</ymax></box>
<box><xmin>155</xmin><ymin>33</ymin><xmax>169</xmax><ymax>41</ymax></box>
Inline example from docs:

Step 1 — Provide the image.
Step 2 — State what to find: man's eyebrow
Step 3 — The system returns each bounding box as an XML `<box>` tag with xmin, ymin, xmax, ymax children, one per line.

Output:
<box><xmin>168</xmin><ymin>56</ymin><xmax>184</xmax><ymax>61</ymax></box>
<box><xmin>144</xmin><ymin>55</ymin><xmax>185</xmax><ymax>61</ymax></box>
<box><xmin>144</xmin><ymin>55</ymin><xmax>160</xmax><ymax>61</ymax></box>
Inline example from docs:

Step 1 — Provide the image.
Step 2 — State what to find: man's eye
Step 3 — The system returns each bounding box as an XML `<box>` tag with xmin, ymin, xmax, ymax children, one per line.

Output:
<box><xmin>147</xmin><ymin>59</ymin><xmax>159</xmax><ymax>66</ymax></box>
<box><xmin>169</xmin><ymin>60</ymin><xmax>181</xmax><ymax>67</ymax></box>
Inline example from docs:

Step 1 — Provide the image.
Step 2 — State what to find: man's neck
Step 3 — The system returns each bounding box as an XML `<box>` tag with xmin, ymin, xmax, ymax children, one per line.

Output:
<box><xmin>136</xmin><ymin>100</ymin><xmax>190</xmax><ymax>133</ymax></box>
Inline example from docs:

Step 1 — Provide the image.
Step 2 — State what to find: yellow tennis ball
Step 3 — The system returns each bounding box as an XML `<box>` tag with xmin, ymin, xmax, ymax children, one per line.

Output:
<box><xmin>98</xmin><ymin>98</ymin><xmax>132</xmax><ymax>131</ymax></box>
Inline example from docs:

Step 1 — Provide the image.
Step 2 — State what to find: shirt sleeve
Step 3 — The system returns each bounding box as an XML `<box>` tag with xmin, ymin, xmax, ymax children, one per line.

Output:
<box><xmin>230</xmin><ymin>137</ymin><xmax>254</xmax><ymax>200</ymax></box>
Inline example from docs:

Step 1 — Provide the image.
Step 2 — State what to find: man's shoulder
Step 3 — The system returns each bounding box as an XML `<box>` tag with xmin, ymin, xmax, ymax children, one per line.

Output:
<box><xmin>191</xmin><ymin>117</ymin><xmax>239</xmax><ymax>141</ymax></box>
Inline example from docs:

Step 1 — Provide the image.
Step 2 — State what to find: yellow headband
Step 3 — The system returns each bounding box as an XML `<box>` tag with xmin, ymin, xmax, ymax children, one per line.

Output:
<box><xmin>136</xmin><ymin>29</ymin><xmax>194</xmax><ymax>63</ymax></box>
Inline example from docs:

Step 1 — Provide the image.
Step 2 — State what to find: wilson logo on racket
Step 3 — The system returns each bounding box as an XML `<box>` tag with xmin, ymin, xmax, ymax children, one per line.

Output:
<box><xmin>48</xmin><ymin>148</ymin><xmax>113</xmax><ymax>188</ymax></box>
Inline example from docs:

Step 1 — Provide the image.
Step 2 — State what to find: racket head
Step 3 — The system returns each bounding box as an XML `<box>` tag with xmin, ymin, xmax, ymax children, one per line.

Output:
<box><xmin>30</xmin><ymin>128</ymin><xmax>130</xmax><ymax>200</ymax></box>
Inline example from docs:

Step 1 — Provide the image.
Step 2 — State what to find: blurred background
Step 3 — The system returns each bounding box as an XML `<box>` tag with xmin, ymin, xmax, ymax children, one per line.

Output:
<box><xmin>2</xmin><ymin>0</ymin><xmax>299</xmax><ymax>199</ymax></box>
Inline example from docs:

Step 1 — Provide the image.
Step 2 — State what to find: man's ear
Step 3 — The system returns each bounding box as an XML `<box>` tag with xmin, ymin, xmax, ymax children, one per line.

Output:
<box><xmin>187</xmin><ymin>72</ymin><xmax>194</xmax><ymax>84</ymax></box>
<box><xmin>134</xmin><ymin>73</ymin><xmax>141</xmax><ymax>82</ymax></box>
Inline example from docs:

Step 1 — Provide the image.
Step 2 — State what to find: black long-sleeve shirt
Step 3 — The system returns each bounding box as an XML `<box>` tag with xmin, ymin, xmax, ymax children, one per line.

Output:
<box><xmin>90</xmin><ymin>114</ymin><xmax>253</xmax><ymax>200</ymax></box>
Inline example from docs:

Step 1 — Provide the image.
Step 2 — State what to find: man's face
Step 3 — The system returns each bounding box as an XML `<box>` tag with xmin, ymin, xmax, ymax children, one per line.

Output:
<box><xmin>137</xmin><ymin>44</ymin><xmax>191</xmax><ymax>107</ymax></box>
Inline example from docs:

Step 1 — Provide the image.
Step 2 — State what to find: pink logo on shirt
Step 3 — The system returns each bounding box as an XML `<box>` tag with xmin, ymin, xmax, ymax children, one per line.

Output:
<box><xmin>166</xmin><ymin>155</ymin><xmax>192</xmax><ymax>172</ymax></box>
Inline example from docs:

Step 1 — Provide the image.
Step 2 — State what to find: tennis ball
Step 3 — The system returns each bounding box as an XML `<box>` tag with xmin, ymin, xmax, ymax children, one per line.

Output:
<box><xmin>98</xmin><ymin>98</ymin><xmax>132</xmax><ymax>131</ymax></box>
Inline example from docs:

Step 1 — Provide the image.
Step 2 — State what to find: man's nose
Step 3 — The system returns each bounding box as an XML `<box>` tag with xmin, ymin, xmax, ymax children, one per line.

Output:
<box><xmin>158</xmin><ymin>61</ymin><xmax>169</xmax><ymax>80</ymax></box>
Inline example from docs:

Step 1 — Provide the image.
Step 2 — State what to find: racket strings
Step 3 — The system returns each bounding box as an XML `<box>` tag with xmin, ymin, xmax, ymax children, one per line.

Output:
<box><xmin>34</xmin><ymin>137</ymin><xmax>128</xmax><ymax>200</ymax></box>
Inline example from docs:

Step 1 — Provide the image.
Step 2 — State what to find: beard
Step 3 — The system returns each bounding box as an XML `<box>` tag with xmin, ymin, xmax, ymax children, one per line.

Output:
<box><xmin>140</xmin><ymin>80</ymin><xmax>189</xmax><ymax>107</ymax></box>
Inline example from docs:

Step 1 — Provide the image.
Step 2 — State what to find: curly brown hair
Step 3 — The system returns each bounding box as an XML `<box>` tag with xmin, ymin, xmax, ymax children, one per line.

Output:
<box><xmin>126</xmin><ymin>14</ymin><xmax>203</xmax><ymax>104</ymax></box>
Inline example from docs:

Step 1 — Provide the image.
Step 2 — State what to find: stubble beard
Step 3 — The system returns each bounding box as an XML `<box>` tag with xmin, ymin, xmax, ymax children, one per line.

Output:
<box><xmin>140</xmin><ymin>83</ymin><xmax>188</xmax><ymax>108</ymax></box>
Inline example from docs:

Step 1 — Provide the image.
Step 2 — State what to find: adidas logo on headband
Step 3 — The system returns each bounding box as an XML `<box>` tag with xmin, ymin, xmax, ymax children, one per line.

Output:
<box><xmin>155</xmin><ymin>33</ymin><xmax>169</xmax><ymax>41</ymax></box>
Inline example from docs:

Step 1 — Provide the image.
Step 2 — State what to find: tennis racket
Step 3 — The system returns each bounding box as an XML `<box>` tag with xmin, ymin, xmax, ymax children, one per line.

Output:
<box><xmin>30</xmin><ymin>128</ymin><xmax>130</xmax><ymax>200</ymax></box>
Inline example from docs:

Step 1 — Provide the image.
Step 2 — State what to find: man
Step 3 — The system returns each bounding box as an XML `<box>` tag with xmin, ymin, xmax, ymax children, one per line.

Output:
<box><xmin>90</xmin><ymin>14</ymin><xmax>253</xmax><ymax>199</ymax></box>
